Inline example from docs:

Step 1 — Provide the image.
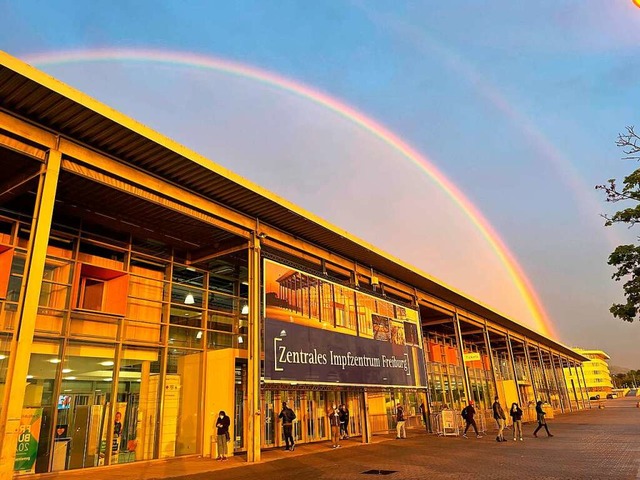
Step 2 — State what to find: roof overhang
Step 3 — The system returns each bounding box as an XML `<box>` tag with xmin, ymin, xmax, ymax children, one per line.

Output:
<box><xmin>0</xmin><ymin>50</ymin><xmax>582</xmax><ymax>360</ymax></box>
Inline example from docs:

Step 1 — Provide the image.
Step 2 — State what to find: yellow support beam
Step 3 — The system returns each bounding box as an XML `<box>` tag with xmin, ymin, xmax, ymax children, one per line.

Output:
<box><xmin>246</xmin><ymin>233</ymin><xmax>261</xmax><ymax>462</ymax></box>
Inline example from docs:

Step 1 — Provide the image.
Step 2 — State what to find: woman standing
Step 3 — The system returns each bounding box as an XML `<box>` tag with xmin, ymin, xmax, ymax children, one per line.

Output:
<box><xmin>329</xmin><ymin>404</ymin><xmax>342</xmax><ymax>448</ymax></box>
<box><xmin>509</xmin><ymin>402</ymin><xmax>523</xmax><ymax>441</ymax></box>
<box><xmin>216</xmin><ymin>410</ymin><xmax>231</xmax><ymax>460</ymax></box>
<box><xmin>339</xmin><ymin>404</ymin><xmax>350</xmax><ymax>440</ymax></box>
<box><xmin>533</xmin><ymin>400</ymin><xmax>553</xmax><ymax>438</ymax></box>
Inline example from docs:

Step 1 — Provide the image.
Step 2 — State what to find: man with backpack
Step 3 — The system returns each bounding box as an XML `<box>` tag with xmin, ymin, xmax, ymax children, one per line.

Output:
<box><xmin>278</xmin><ymin>401</ymin><xmax>296</xmax><ymax>451</ymax></box>
<box><xmin>461</xmin><ymin>400</ymin><xmax>482</xmax><ymax>438</ymax></box>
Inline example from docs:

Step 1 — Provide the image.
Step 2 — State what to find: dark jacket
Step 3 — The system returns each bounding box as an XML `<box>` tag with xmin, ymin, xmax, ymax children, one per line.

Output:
<box><xmin>278</xmin><ymin>407</ymin><xmax>296</xmax><ymax>426</ymax></box>
<box><xmin>397</xmin><ymin>409</ymin><xmax>405</xmax><ymax>422</ymax></box>
<box><xmin>510</xmin><ymin>405</ymin><xmax>523</xmax><ymax>422</ymax></box>
<box><xmin>464</xmin><ymin>404</ymin><xmax>476</xmax><ymax>420</ymax></box>
<box><xmin>216</xmin><ymin>415</ymin><xmax>230</xmax><ymax>436</ymax></box>
<box><xmin>339</xmin><ymin>408</ymin><xmax>349</xmax><ymax>424</ymax></box>
<box><xmin>535</xmin><ymin>402</ymin><xmax>546</xmax><ymax>423</ymax></box>
<box><xmin>329</xmin><ymin>410</ymin><xmax>341</xmax><ymax>427</ymax></box>
<box><xmin>492</xmin><ymin>401</ymin><xmax>506</xmax><ymax>420</ymax></box>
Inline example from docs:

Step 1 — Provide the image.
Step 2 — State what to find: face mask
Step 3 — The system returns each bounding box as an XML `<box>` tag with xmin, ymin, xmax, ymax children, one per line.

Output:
<box><xmin>219</xmin><ymin>415</ymin><xmax>224</xmax><ymax>419</ymax></box>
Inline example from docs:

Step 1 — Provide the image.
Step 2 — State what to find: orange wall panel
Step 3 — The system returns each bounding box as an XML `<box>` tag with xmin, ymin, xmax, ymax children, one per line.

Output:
<box><xmin>445</xmin><ymin>346</ymin><xmax>459</xmax><ymax>365</ymax></box>
<box><xmin>0</xmin><ymin>246</ymin><xmax>13</xmax><ymax>299</ymax></box>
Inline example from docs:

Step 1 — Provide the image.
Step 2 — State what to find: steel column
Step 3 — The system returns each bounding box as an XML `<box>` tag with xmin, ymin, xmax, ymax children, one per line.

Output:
<box><xmin>453</xmin><ymin>313</ymin><xmax>471</xmax><ymax>403</ymax></box>
<box><xmin>505</xmin><ymin>333</ymin><xmax>523</xmax><ymax>407</ymax></box>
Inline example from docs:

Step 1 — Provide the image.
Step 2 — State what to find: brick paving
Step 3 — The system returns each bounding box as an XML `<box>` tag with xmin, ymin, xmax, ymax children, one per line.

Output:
<box><xmin>36</xmin><ymin>396</ymin><xmax>640</xmax><ymax>480</ymax></box>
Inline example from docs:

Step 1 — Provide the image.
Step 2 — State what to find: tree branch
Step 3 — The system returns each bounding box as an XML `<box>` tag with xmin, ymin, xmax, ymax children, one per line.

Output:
<box><xmin>616</xmin><ymin>126</ymin><xmax>640</xmax><ymax>160</ymax></box>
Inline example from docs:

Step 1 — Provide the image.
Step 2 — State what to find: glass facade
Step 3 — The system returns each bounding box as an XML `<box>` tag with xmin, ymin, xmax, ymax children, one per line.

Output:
<box><xmin>0</xmin><ymin>212</ymin><xmax>249</xmax><ymax>474</ymax></box>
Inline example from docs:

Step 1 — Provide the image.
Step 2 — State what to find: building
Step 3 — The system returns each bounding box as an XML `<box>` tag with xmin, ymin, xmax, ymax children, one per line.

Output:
<box><xmin>0</xmin><ymin>51</ymin><xmax>589</xmax><ymax>478</ymax></box>
<box><xmin>565</xmin><ymin>349</ymin><xmax>613</xmax><ymax>399</ymax></box>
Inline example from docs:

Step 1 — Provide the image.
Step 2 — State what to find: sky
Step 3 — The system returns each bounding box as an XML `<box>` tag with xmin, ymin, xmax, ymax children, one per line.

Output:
<box><xmin>1</xmin><ymin>1</ymin><xmax>639</xmax><ymax>367</ymax></box>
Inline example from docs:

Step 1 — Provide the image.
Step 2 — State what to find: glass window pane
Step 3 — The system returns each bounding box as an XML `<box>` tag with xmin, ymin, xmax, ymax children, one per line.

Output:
<box><xmin>22</xmin><ymin>340</ymin><xmax>61</xmax><ymax>474</ymax></box>
<box><xmin>116</xmin><ymin>346</ymin><xmax>162</xmax><ymax>463</ymax></box>
<box><xmin>170</xmin><ymin>306</ymin><xmax>202</xmax><ymax>328</ymax></box>
<box><xmin>169</xmin><ymin>326</ymin><xmax>203</xmax><ymax>349</ymax></box>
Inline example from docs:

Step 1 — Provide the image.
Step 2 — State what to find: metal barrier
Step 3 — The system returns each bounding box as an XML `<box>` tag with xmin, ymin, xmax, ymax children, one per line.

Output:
<box><xmin>432</xmin><ymin>411</ymin><xmax>459</xmax><ymax>436</ymax></box>
<box><xmin>431</xmin><ymin>410</ymin><xmax>493</xmax><ymax>437</ymax></box>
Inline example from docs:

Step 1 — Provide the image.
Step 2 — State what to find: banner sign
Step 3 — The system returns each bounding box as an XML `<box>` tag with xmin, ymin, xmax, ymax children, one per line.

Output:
<box><xmin>463</xmin><ymin>352</ymin><xmax>481</xmax><ymax>362</ymax></box>
<box><xmin>263</xmin><ymin>259</ymin><xmax>426</xmax><ymax>387</ymax></box>
<box><xmin>264</xmin><ymin>318</ymin><xmax>426</xmax><ymax>387</ymax></box>
<box><xmin>14</xmin><ymin>408</ymin><xmax>43</xmax><ymax>475</ymax></box>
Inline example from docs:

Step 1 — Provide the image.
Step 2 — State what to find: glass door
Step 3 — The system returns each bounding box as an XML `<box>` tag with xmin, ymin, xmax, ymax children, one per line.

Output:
<box><xmin>305</xmin><ymin>391</ymin><xmax>328</xmax><ymax>442</ymax></box>
<box><xmin>261</xmin><ymin>391</ymin><xmax>276</xmax><ymax>448</ymax></box>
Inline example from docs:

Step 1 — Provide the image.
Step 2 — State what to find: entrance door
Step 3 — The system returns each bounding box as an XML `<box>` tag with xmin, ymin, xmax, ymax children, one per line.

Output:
<box><xmin>68</xmin><ymin>402</ymin><xmax>90</xmax><ymax>469</ymax></box>
<box><xmin>262</xmin><ymin>388</ymin><xmax>365</xmax><ymax>447</ymax></box>
<box><xmin>339</xmin><ymin>392</ymin><xmax>362</xmax><ymax>438</ymax></box>
<box><xmin>305</xmin><ymin>391</ymin><xmax>328</xmax><ymax>442</ymax></box>
<box><xmin>262</xmin><ymin>391</ymin><xmax>276</xmax><ymax>448</ymax></box>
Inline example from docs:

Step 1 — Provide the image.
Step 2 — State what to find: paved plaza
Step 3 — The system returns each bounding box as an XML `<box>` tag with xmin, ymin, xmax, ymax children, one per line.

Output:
<box><xmin>39</xmin><ymin>397</ymin><xmax>640</xmax><ymax>480</ymax></box>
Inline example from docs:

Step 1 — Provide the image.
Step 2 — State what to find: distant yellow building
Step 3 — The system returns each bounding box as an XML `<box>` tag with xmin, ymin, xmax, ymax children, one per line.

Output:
<box><xmin>565</xmin><ymin>349</ymin><xmax>613</xmax><ymax>400</ymax></box>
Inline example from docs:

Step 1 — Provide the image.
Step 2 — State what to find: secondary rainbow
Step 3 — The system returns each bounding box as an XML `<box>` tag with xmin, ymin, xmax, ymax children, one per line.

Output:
<box><xmin>24</xmin><ymin>48</ymin><xmax>556</xmax><ymax>339</ymax></box>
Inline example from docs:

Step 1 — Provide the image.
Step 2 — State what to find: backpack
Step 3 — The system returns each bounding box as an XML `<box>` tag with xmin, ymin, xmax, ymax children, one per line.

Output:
<box><xmin>461</xmin><ymin>407</ymin><xmax>468</xmax><ymax>420</ymax></box>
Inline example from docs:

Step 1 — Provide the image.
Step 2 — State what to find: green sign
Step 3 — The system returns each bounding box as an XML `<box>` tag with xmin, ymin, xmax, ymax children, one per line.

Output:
<box><xmin>14</xmin><ymin>408</ymin><xmax>42</xmax><ymax>474</ymax></box>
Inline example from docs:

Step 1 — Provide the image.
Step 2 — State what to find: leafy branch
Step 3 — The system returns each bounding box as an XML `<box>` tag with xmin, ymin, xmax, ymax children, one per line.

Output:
<box><xmin>598</xmin><ymin>126</ymin><xmax>640</xmax><ymax>323</ymax></box>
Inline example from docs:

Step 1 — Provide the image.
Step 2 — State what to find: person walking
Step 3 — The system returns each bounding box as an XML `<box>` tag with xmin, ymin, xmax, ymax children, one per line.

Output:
<box><xmin>533</xmin><ymin>400</ymin><xmax>553</xmax><ymax>437</ymax></box>
<box><xmin>492</xmin><ymin>396</ymin><xmax>507</xmax><ymax>442</ymax></box>
<box><xmin>510</xmin><ymin>402</ymin><xmax>524</xmax><ymax>441</ymax></box>
<box><xmin>396</xmin><ymin>406</ymin><xmax>406</xmax><ymax>439</ymax></box>
<box><xmin>329</xmin><ymin>404</ymin><xmax>341</xmax><ymax>448</ymax></box>
<box><xmin>278</xmin><ymin>401</ymin><xmax>296</xmax><ymax>451</ymax></box>
<box><xmin>339</xmin><ymin>404</ymin><xmax>350</xmax><ymax>440</ymax></box>
<box><xmin>462</xmin><ymin>400</ymin><xmax>482</xmax><ymax>438</ymax></box>
<box><xmin>215</xmin><ymin>410</ymin><xmax>231</xmax><ymax>461</ymax></box>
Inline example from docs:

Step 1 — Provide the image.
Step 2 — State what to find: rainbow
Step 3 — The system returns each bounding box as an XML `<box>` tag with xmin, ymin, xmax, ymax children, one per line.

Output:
<box><xmin>23</xmin><ymin>48</ymin><xmax>556</xmax><ymax>338</ymax></box>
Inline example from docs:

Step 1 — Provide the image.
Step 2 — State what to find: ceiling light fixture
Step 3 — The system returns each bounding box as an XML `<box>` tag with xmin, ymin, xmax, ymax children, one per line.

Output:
<box><xmin>241</xmin><ymin>304</ymin><xmax>249</xmax><ymax>315</ymax></box>
<box><xmin>184</xmin><ymin>293</ymin><xmax>195</xmax><ymax>305</ymax></box>
<box><xmin>100</xmin><ymin>361</ymin><xmax>114</xmax><ymax>367</ymax></box>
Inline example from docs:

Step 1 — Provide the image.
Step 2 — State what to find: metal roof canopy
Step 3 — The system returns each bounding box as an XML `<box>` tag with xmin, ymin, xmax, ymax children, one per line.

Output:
<box><xmin>0</xmin><ymin>52</ymin><xmax>584</xmax><ymax>361</ymax></box>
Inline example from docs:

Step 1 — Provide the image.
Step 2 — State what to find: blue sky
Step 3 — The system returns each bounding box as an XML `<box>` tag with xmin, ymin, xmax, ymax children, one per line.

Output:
<box><xmin>2</xmin><ymin>0</ymin><xmax>639</xmax><ymax>366</ymax></box>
